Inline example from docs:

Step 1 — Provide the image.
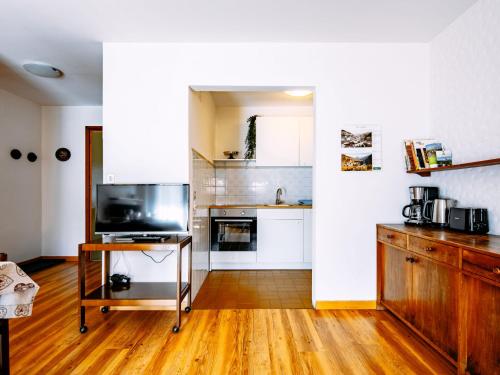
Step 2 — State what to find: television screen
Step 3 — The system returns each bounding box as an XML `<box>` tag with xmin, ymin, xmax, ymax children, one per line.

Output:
<box><xmin>95</xmin><ymin>184</ymin><xmax>189</xmax><ymax>234</ymax></box>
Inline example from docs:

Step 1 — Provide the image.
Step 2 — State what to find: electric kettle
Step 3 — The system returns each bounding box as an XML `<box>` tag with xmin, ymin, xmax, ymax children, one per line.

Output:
<box><xmin>423</xmin><ymin>198</ymin><xmax>457</xmax><ymax>227</ymax></box>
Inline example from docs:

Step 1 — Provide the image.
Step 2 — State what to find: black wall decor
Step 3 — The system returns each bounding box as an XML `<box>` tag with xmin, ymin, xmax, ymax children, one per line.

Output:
<box><xmin>10</xmin><ymin>149</ymin><xmax>22</xmax><ymax>160</ymax></box>
<box><xmin>55</xmin><ymin>147</ymin><xmax>71</xmax><ymax>161</ymax></box>
<box><xmin>27</xmin><ymin>152</ymin><xmax>38</xmax><ymax>162</ymax></box>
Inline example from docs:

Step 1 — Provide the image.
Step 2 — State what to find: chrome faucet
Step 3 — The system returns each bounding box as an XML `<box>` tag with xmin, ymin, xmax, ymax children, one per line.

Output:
<box><xmin>275</xmin><ymin>187</ymin><xmax>284</xmax><ymax>205</ymax></box>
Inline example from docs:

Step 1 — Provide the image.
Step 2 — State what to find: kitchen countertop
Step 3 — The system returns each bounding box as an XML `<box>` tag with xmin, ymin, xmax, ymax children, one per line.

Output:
<box><xmin>209</xmin><ymin>204</ymin><xmax>312</xmax><ymax>209</ymax></box>
<box><xmin>378</xmin><ymin>223</ymin><xmax>500</xmax><ymax>257</ymax></box>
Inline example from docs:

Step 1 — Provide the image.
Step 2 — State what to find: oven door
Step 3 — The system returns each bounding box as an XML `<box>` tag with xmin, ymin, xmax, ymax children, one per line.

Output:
<box><xmin>211</xmin><ymin>218</ymin><xmax>257</xmax><ymax>251</ymax></box>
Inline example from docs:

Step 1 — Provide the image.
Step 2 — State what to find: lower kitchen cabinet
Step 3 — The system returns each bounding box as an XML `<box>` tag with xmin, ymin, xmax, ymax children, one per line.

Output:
<box><xmin>462</xmin><ymin>274</ymin><xmax>500</xmax><ymax>375</ymax></box>
<box><xmin>380</xmin><ymin>244</ymin><xmax>413</xmax><ymax>322</ymax></box>
<box><xmin>412</xmin><ymin>256</ymin><xmax>459</xmax><ymax>361</ymax></box>
<box><xmin>380</xmin><ymin>241</ymin><xmax>459</xmax><ymax>363</ymax></box>
<box><xmin>377</xmin><ymin>224</ymin><xmax>500</xmax><ymax>373</ymax></box>
<box><xmin>257</xmin><ymin>218</ymin><xmax>304</xmax><ymax>263</ymax></box>
<box><xmin>303</xmin><ymin>209</ymin><xmax>312</xmax><ymax>262</ymax></box>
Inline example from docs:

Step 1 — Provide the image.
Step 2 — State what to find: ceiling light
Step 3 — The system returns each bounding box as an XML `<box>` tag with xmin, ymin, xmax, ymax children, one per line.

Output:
<box><xmin>284</xmin><ymin>90</ymin><xmax>312</xmax><ymax>97</ymax></box>
<box><xmin>23</xmin><ymin>62</ymin><xmax>63</xmax><ymax>78</ymax></box>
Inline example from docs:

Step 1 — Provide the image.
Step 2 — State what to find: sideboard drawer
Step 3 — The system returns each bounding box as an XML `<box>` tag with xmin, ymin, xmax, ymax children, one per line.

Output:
<box><xmin>463</xmin><ymin>250</ymin><xmax>500</xmax><ymax>283</ymax></box>
<box><xmin>408</xmin><ymin>236</ymin><xmax>459</xmax><ymax>267</ymax></box>
<box><xmin>377</xmin><ymin>227</ymin><xmax>407</xmax><ymax>249</ymax></box>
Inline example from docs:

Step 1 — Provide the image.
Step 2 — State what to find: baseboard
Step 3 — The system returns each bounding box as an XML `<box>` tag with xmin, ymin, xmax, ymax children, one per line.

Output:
<box><xmin>315</xmin><ymin>300</ymin><xmax>377</xmax><ymax>310</ymax></box>
<box><xmin>42</xmin><ymin>256</ymin><xmax>78</xmax><ymax>262</ymax></box>
<box><xmin>18</xmin><ymin>256</ymin><xmax>42</xmax><ymax>265</ymax></box>
<box><xmin>210</xmin><ymin>262</ymin><xmax>312</xmax><ymax>270</ymax></box>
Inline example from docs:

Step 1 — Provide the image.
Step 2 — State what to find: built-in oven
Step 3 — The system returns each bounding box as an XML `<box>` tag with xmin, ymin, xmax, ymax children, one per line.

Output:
<box><xmin>210</xmin><ymin>208</ymin><xmax>257</xmax><ymax>251</ymax></box>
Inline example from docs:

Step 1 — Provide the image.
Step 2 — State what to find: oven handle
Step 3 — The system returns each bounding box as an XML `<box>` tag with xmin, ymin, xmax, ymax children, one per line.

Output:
<box><xmin>214</xmin><ymin>219</ymin><xmax>254</xmax><ymax>223</ymax></box>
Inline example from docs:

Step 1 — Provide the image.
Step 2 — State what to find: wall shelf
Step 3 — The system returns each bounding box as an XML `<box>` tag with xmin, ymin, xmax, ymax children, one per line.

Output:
<box><xmin>213</xmin><ymin>159</ymin><xmax>256</xmax><ymax>162</ymax></box>
<box><xmin>407</xmin><ymin>157</ymin><xmax>500</xmax><ymax>177</ymax></box>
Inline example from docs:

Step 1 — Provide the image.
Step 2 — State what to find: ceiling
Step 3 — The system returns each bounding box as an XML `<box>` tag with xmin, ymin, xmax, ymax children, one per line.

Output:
<box><xmin>0</xmin><ymin>0</ymin><xmax>477</xmax><ymax>106</ymax></box>
<box><xmin>211</xmin><ymin>91</ymin><xmax>313</xmax><ymax>107</ymax></box>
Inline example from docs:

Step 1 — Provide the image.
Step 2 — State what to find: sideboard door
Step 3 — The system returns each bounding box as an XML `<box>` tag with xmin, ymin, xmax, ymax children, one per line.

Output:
<box><xmin>463</xmin><ymin>275</ymin><xmax>500</xmax><ymax>375</ymax></box>
<box><xmin>412</xmin><ymin>256</ymin><xmax>459</xmax><ymax>362</ymax></box>
<box><xmin>381</xmin><ymin>244</ymin><xmax>413</xmax><ymax>322</ymax></box>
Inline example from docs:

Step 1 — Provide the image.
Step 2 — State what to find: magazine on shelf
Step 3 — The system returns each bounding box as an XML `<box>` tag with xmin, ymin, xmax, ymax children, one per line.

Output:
<box><xmin>436</xmin><ymin>150</ymin><xmax>452</xmax><ymax>166</ymax></box>
<box><xmin>413</xmin><ymin>139</ymin><xmax>433</xmax><ymax>169</ymax></box>
<box><xmin>425</xmin><ymin>142</ymin><xmax>443</xmax><ymax>168</ymax></box>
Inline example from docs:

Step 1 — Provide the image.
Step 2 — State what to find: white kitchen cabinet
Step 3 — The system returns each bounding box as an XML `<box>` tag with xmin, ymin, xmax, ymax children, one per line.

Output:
<box><xmin>256</xmin><ymin>116</ymin><xmax>313</xmax><ymax>167</ymax></box>
<box><xmin>257</xmin><ymin>209</ymin><xmax>304</xmax><ymax>263</ymax></box>
<box><xmin>303</xmin><ymin>209</ymin><xmax>312</xmax><ymax>262</ymax></box>
<box><xmin>256</xmin><ymin>116</ymin><xmax>300</xmax><ymax>166</ymax></box>
<box><xmin>299</xmin><ymin>117</ymin><xmax>314</xmax><ymax>166</ymax></box>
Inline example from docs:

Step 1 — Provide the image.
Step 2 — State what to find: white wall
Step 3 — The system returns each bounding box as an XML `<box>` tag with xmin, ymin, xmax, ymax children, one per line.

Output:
<box><xmin>104</xmin><ymin>43</ymin><xmax>430</xmax><ymax>303</ymax></box>
<box><xmin>214</xmin><ymin>106</ymin><xmax>313</xmax><ymax>159</ymax></box>
<box><xmin>430</xmin><ymin>0</ymin><xmax>500</xmax><ymax>234</ymax></box>
<box><xmin>189</xmin><ymin>90</ymin><xmax>216</xmax><ymax>160</ymax></box>
<box><xmin>41</xmin><ymin>106</ymin><xmax>102</xmax><ymax>256</ymax></box>
<box><xmin>0</xmin><ymin>89</ymin><xmax>41</xmax><ymax>262</ymax></box>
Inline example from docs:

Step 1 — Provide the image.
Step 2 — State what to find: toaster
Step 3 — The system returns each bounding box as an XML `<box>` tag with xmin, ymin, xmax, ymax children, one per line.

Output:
<box><xmin>449</xmin><ymin>208</ymin><xmax>489</xmax><ymax>234</ymax></box>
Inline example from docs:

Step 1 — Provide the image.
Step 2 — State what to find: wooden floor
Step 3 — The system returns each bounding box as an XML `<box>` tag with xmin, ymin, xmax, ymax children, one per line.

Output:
<box><xmin>9</xmin><ymin>263</ymin><xmax>454</xmax><ymax>374</ymax></box>
<box><xmin>194</xmin><ymin>270</ymin><xmax>312</xmax><ymax>309</ymax></box>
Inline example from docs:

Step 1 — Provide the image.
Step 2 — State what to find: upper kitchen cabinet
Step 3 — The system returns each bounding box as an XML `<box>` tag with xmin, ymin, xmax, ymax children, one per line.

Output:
<box><xmin>299</xmin><ymin>117</ymin><xmax>314</xmax><ymax>166</ymax></box>
<box><xmin>256</xmin><ymin>116</ymin><xmax>313</xmax><ymax>167</ymax></box>
<box><xmin>256</xmin><ymin>116</ymin><xmax>300</xmax><ymax>166</ymax></box>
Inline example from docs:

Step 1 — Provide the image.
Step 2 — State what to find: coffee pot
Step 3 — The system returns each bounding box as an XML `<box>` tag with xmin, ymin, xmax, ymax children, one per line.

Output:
<box><xmin>423</xmin><ymin>198</ymin><xmax>457</xmax><ymax>227</ymax></box>
<box><xmin>402</xmin><ymin>186</ymin><xmax>439</xmax><ymax>225</ymax></box>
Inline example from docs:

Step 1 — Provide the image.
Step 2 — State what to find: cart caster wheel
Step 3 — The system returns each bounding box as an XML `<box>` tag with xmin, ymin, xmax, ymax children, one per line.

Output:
<box><xmin>172</xmin><ymin>326</ymin><xmax>180</xmax><ymax>333</ymax></box>
<box><xmin>80</xmin><ymin>325</ymin><xmax>88</xmax><ymax>334</ymax></box>
<box><xmin>101</xmin><ymin>306</ymin><xmax>109</xmax><ymax>313</ymax></box>
<box><xmin>185</xmin><ymin>306</ymin><xmax>192</xmax><ymax>313</ymax></box>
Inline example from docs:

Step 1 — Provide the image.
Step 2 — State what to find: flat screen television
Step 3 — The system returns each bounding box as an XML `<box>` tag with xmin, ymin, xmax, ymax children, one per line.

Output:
<box><xmin>95</xmin><ymin>184</ymin><xmax>189</xmax><ymax>235</ymax></box>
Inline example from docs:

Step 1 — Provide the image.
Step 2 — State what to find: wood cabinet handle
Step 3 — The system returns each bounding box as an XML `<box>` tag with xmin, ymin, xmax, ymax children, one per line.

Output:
<box><xmin>425</xmin><ymin>247</ymin><xmax>434</xmax><ymax>252</ymax></box>
<box><xmin>405</xmin><ymin>256</ymin><xmax>418</xmax><ymax>264</ymax></box>
<box><xmin>386</xmin><ymin>234</ymin><xmax>394</xmax><ymax>239</ymax></box>
<box><xmin>493</xmin><ymin>267</ymin><xmax>500</xmax><ymax>275</ymax></box>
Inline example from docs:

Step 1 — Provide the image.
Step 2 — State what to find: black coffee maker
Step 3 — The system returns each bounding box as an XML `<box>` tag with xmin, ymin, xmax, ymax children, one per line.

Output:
<box><xmin>402</xmin><ymin>186</ymin><xmax>439</xmax><ymax>225</ymax></box>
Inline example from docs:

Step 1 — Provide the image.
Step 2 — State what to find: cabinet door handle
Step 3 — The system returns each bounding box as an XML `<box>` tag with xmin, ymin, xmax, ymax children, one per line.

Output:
<box><xmin>405</xmin><ymin>256</ymin><xmax>417</xmax><ymax>264</ymax></box>
<box><xmin>493</xmin><ymin>267</ymin><xmax>500</xmax><ymax>275</ymax></box>
<box><xmin>425</xmin><ymin>247</ymin><xmax>434</xmax><ymax>252</ymax></box>
<box><xmin>386</xmin><ymin>234</ymin><xmax>394</xmax><ymax>239</ymax></box>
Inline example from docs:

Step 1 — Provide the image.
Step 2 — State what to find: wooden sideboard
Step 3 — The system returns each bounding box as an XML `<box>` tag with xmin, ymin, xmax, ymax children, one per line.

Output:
<box><xmin>377</xmin><ymin>224</ymin><xmax>500</xmax><ymax>375</ymax></box>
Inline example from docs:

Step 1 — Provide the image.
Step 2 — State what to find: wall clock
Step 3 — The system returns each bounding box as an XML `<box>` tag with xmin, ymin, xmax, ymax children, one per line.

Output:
<box><xmin>55</xmin><ymin>147</ymin><xmax>71</xmax><ymax>161</ymax></box>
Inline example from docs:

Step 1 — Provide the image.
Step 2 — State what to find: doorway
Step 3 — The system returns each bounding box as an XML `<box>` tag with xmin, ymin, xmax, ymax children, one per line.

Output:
<box><xmin>189</xmin><ymin>88</ymin><xmax>315</xmax><ymax>309</ymax></box>
<box><xmin>85</xmin><ymin>126</ymin><xmax>103</xmax><ymax>261</ymax></box>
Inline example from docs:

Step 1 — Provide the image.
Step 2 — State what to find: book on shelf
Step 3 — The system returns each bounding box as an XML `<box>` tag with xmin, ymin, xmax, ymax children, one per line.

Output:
<box><xmin>404</xmin><ymin>140</ymin><xmax>418</xmax><ymax>171</ymax></box>
<box><xmin>403</xmin><ymin>139</ymin><xmax>450</xmax><ymax>171</ymax></box>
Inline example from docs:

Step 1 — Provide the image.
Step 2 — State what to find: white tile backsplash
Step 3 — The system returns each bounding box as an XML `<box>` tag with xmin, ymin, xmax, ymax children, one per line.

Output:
<box><xmin>215</xmin><ymin>163</ymin><xmax>312</xmax><ymax>205</ymax></box>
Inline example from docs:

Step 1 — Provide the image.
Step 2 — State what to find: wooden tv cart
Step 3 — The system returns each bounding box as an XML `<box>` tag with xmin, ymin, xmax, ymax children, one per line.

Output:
<box><xmin>78</xmin><ymin>235</ymin><xmax>192</xmax><ymax>334</ymax></box>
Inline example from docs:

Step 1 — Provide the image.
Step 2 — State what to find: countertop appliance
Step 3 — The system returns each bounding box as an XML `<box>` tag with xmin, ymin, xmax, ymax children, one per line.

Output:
<box><xmin>402</xmin><ymin>186</ymin><xmax>439</xmax><ymax>225</ymax></box>
<box><xmin>423</xmin><ymin>198</ymin><xmax>457</xmax><ymax>227</ymax></box>
<box><xmin>449</xmin><ymin>208</ymin><xmax>489</xmax><ymax>234</ymax></box>
<box><xmin>211</xmin><ymin>208</ymin><xmax>257</xmax><ymax>251</ymax></box>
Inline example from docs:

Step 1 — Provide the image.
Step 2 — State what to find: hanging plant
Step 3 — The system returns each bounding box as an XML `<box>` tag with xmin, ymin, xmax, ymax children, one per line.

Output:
<box><xmin>245</xmin><ymin>115</ymin><xmax>257</xmax><ymax>159</ymax></box>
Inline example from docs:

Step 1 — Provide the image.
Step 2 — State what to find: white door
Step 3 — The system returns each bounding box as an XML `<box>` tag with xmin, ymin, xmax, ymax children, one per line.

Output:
<box><xmin>299</xmin><ymin>117</ymin><xmax>314</xmax><ymax>166</ymax></box>
<box><xmin>256</xmin><ymin>116</ymin><xmax>300</xmax><ymax>166</ymax></box>
<box><xmin>257</xmin><ymin>219</ymin><xmax>304</xmax><ymax>263</ymax></box>
<box><xmin>303</xmin><ymin>209</ymin><xmax>312</xmax><ymax>262</ymax></box>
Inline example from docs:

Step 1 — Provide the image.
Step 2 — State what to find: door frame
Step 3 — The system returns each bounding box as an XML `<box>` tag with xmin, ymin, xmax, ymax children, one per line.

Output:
<box><xmin>85</xmin><ymin>126</ymin><xmax>103</xmax><ymax>242</ymax></box>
